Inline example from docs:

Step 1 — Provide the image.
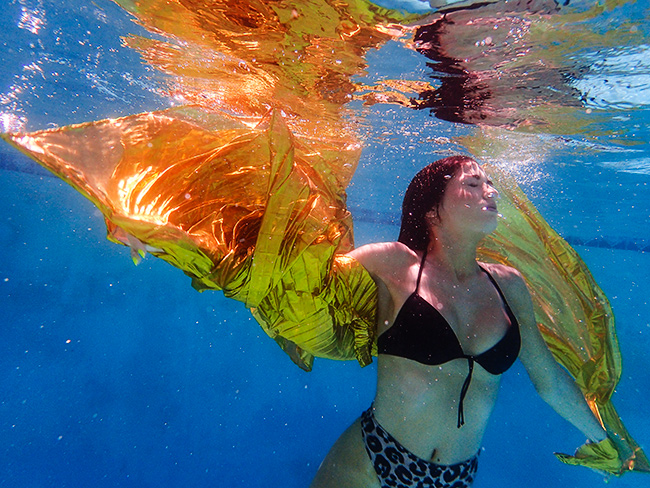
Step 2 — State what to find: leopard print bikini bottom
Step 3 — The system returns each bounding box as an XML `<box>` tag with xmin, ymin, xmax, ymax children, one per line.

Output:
<box><xmin>361</xmin><ymin>407</ymin><xmax>479</xmax><ymax>488</ymax></box>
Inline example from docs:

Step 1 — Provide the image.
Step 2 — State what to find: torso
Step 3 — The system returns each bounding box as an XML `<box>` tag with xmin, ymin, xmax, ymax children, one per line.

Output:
<box><xmin>377</xmin><ymin>258</ymin><xmax>520</xmax><ymax>373</ymax></box>
<box><xmin>367</xmin><ymin>245</ymin><xmax>521</xmax><ymax>464</ymax></box>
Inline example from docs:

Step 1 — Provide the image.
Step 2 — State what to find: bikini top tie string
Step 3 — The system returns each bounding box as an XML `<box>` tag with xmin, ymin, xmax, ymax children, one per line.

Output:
<box><xmin>416</xmin><ymin>248</ymin><xmax>475</xmax><ymax>429</ymax></box>
<box><xmin>457</xmin><ymin>357</ymin><xmax>474</xmax><ymax>428</ymax></box>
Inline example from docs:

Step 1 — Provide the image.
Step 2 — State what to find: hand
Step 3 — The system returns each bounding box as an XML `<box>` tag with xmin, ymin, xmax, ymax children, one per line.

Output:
<box><xmin>554</xmin><ymin>438</ymin><xmax>630</xmax><ymax>476</ymax></box>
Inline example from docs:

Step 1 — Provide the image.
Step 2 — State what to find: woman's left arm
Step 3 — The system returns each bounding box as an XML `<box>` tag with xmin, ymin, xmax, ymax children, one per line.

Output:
<box><xmin>500</xmin><ymin>268</ymin><xmax>607</xmax><ymax>443</ymax></box>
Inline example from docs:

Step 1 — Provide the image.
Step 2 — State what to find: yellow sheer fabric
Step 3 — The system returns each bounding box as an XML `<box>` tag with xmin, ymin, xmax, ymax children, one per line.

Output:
<box><xmin>2</xmin><ymin>109</ymin><xmax>378</xmax><ymax>370</ymax></box>
<box><xmin>478</xmin><ymin>167</ymin><xmax>648</xmax><ymax>474</ymax></box>
<box><xmin>555</xmin><ymin>438</ymin><xmax>627</xmax><ymax>474</ymax></box>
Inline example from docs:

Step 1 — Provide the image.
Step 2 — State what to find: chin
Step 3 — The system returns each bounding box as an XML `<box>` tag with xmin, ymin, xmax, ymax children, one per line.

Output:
<box><xmin>482</xmin><ymin>218</ymin><xmax>499</xmax><ymax>235</ymax></box>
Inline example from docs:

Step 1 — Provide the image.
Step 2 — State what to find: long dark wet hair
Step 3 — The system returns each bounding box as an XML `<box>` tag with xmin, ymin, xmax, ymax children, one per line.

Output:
<box><xmin>397</xmin><ymin>156</ymin><xmax>476</xmax><ymax>251</ymax></box>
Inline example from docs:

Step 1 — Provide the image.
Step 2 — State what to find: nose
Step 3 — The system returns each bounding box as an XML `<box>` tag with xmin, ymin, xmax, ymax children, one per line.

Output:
<box><xmin>485</xmin><ymin>184</ymin><xmax>499</xmax><ymax>199</ymax></box>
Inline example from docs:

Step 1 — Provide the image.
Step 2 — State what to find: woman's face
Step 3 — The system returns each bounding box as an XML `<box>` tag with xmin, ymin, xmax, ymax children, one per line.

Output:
<box><xmin>433</xmin><ymin>161</ymin><xmax>499</xmax><ymax>236</ymax></box>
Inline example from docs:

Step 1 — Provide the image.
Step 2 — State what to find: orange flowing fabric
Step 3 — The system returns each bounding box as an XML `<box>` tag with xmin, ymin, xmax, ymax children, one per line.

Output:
<box><xmin>2</xmin><ymin>0</ymin><xmax>646</xmax><ymax>476</ymax></box>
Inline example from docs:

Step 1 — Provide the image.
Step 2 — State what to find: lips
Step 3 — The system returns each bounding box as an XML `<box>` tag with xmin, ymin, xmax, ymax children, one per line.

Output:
<box><xmin>483</xmin><ymin>204</ymin><xmax>498</xmax><ymax>212</ymax></box>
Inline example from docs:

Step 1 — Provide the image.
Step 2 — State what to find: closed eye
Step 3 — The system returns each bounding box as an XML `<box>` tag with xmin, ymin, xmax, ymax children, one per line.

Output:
<box><xmin>466</xmin><ymin>174</ymin><xmax>483</xmax><ymax>187</ymax></box>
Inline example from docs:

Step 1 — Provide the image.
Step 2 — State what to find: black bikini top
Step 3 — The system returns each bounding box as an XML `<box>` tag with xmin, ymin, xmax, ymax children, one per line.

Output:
<box><xmin>377</xmin><ymin>250</ymin><xmax>521</xmax><ymax>428</ymax></box>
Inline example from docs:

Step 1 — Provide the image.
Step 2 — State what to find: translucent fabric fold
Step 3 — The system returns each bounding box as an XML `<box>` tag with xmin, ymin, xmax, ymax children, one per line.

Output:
<box><xmin>478</xmin><ymin>166</ymin><xmax>648</xmax><ymax>474</ymax></box>
<box><xmin>2</xmin><ymin>108</ymin><xmax>377</xmax><ymax>371</ymax></box>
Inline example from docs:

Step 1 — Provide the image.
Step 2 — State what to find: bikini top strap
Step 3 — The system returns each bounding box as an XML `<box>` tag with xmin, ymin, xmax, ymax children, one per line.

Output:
<box><xmin>415</xmin><ymin>248</ymin><xmax>428</xmax><ymax>293</ymax></box>
<box><xmin>479</xmin><ymin>264</ymin><xmax>517</xmax><ymax>319</ymax></box>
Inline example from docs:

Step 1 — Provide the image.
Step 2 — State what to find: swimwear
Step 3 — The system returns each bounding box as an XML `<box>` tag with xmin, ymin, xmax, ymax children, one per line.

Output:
<box><xmin>361</xmin><ymin>407</ymin><xmax>479</xmax><ymax>488</ymax></box>
<box><xmin>377</xmin><ymin>250</ymin><xmax>521</xmax><ymax>427</ymax></box>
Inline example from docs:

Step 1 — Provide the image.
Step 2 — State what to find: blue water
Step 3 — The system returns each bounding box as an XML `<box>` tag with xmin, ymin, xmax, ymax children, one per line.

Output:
<box><xmin>1</xmin><ymin>0</ymin><xmax>649</xmax><ymax>487</ymax></box>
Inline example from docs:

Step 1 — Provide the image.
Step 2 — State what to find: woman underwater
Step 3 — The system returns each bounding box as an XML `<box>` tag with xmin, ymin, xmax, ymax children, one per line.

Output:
<box><xmin>310</xmin><ymin>156</ymin><xmax>610</xmax><ymax>488</ymax></box>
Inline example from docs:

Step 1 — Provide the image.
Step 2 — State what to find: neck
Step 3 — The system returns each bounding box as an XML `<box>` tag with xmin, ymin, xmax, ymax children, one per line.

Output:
<box><xmin>425</xmin><ymin>232</ymin><xmax>482</xmax><ymax>280</ymax></box>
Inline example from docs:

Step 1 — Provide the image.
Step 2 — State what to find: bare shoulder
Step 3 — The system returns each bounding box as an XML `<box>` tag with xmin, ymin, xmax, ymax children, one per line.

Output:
<box><xmin>479</xmin><ymin>262</ymin><xmax>532</xmax><ymax>309</ymax></box>
<box><xmin>479</xmin><ymin>262</ymin><xmax>522</xmax><ymax>281</ymax></box>
<box><xmin>348</xmin><ymin>241</ymin><xmax>417</xmax><ymax>279</ymax></box>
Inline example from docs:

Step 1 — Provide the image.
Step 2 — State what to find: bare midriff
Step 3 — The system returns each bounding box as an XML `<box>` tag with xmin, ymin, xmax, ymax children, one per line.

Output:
<box><xmin>372</xmin><ymin>354</ymin><xmax>502</xmax><ymax>465</ymax></box>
